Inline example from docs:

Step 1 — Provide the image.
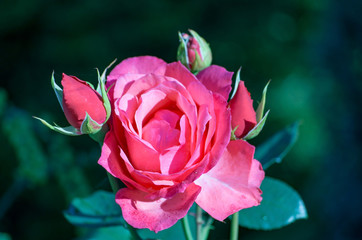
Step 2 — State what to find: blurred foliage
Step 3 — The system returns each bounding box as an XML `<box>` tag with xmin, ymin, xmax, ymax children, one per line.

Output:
<box><xmin>0</xmin><ymin>0</ymin><xmax>361</xmax><ymax>239</ymax></box>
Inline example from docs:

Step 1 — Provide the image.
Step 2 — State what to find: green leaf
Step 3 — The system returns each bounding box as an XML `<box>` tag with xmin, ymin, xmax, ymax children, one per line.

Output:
<box><xmin>0</xmin><ymin>232</ymin><xmax>11</xmax><ymax>240</ymax></box>
<box><xmin>33</xmin><ymin>116</ymin><xmax>81</xmax><ymax>136</ymax></box>
<box><xmin>51</xmin><ymin>71</ymin><xmax>64</xmax><ymax>111</ymax></box>
<box><xmin>238</xmin><ymin>177</ymin><xmax>307</xmax><ymax>230</ymax></box>
<box><xmin>64</xmin><ymin>190</ymin><xmax>126</xmax><ymax>228</ymax></box>
<box><xmin>256</xmin><ymin>80</ymin><xmax>270</xmax><ymax>122</ymax></box>
<box><xmin>243</xmin><ymin>110</ymin><xmax>270</xmax><ymax>140</ymax></box>
<box><xmin>255</xmin><ymin>121</ymin><xmax>299</xmax><ymax>169</ymax></box>
<box><xmin>89</xmin><ymin>226</ymin><xmax>133</xmax><ymax>240</ymax></box>
<box><xmin>228</xmin><ymin>67</ymin><xmax>241</xmax><ymax>101</ymax></box>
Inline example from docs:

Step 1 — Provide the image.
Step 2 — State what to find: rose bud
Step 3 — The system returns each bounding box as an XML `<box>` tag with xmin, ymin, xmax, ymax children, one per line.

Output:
<box><xmin>62</xmin><ymin>74</ymin><xmax>106</xmax><ymax>130</ymax></box>
<box><xmin>177</xmin><ymin>29</ymin><xmax>212</xmax><ymax>73</ymax></box>
<box><xmin>34</xmin><ymin>67</ymin><xmax>112</xmax><ymax>140</ymax></box>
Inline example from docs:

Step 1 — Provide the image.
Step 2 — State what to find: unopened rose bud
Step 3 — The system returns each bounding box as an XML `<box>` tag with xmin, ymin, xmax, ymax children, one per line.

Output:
<box><xmin>35</xmin><ymin>63</ymin><xmax>113</xmax><ymax>142</ymax></box>
<box><xmin>62</xmin><ymin>74</ymin><xmax>106</xmax><ymax>130</ymax></box>
<box><xmin>177</xmin><ymin>30</ymin><xmax>212</xmax><ymax>73</ymax></box>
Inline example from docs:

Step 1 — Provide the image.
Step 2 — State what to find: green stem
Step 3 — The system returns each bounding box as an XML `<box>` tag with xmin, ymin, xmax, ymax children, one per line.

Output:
<box><xmin>181</xmin><ymin>214</ymin><xmax>194</xmax><ymax>240</ymax></box>
<box><xmin>201</xmin><ymin>217</ymin><xmax>214</xmax><ymax>240</ymax></box>
<box><xmin>230</xmin><ymin>212</ymin><xmax>239</xmax><ymax>240</ymax></box>
<box><xmin>107</xmin><ymin>172</ymin><xmax>119</xmax><ymax>193</ymax></box>
<box><xmin>196</xmin><ymin>205</ymin><xmax>203</xmax><ymax>240</ymax></box>
<box><xmin>126</xmin><ymin>222</ymin><xmax>142</xmax><ymax>240</ymax></box>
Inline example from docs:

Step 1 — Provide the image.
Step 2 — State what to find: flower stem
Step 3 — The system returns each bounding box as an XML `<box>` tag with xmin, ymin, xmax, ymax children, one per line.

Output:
<box><xmin>201</xmin><ymin>217</ymin><xmax>214</xmax><ymax>240</ymax></box>
<box><xmin>107</xmin><ymin>172</ymin><xmax>119</xmax><ymax>193</ymax></box>
<box><xmin>181</xmin><ymin>214</ymin><xmax>194</xmax><ymax>240</ymax></box>
<box><xmin>196</xmin><ymin>205</ymin><xmax>203</xmax><ymax>240</ymax></box>
<box><xmin>126</xmin><ymin>222</ymin><xmax>142</xmax><ymax>240</ymax></box>
<box><xmin>230</xmin><ymin>212</ymin><xmax>239</xmax><ymax>240</ymax></box>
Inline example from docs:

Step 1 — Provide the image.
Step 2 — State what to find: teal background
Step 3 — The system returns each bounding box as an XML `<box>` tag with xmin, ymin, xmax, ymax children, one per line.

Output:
<box><xmin>0</xmin><ymin>0</ymin><xmax>361</xmax><ymax>239</ymax></box>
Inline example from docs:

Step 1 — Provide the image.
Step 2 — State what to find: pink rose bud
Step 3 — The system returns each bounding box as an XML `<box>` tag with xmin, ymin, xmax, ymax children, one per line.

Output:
<box><xmin>62</xmin><ymin>74</ymin><xmax>106</xmax><ymax>129</ymax></box>
<box><xmin>177</xmin><ymin>30</ymin><xmax>212</xmax><ymax>73</ymax></box>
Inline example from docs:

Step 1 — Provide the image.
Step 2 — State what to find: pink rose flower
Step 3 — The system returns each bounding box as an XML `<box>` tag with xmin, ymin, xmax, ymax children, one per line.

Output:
<box><xmin>62</xmin><ymin>74</ymin><xmax>107</xmax><ymax>129</ymax></box>
<box><xmin>98</xmin><ymin>56</ymin><xmax>264</xmax><ymax>232</ymax></box>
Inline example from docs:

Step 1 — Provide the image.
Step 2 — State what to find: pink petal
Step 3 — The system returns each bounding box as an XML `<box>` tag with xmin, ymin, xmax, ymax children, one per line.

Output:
<box><xmin>195</xmin><ymin>140</ymin><xmax>264</xmax><ymax>221</ymax></box>
<box><xmin>109</xmin><ymin>73</ymin><xmax>143</xmax><ymax>100</ymax></box>
<box><xmin>152</xmin><ymin>109</ymin><xmax>180</xmax><ymax>129</ymax></box>
<box><xmin>159</xmin><ymin>145</ymin><xmax>189</xmax><ymax>174</ymax></box>
<box><xmin>229</xmin><ymin>81</ymin><xmax>257</xmax><ymax>138</ymax></box>
<box><xmin>116</xmin><ymin>183</ymin><xmax>201</xmax><ymax>232</ymax></box>
<box><xmin>98</xmin><ymin>131</ymin><xmax>150</xmax><ymax>192</ymax></box>
<box><xmin>164</xmin><ymin>61</ymin><xmax>199</xmax><ymax>88</ymax></box>
<box><xmin>124</xmin><ymin>127</ymin><xmax>160</xmax><ymax>172</ymax></box>
<box><xmin>142</xmin><ymin>119</ymin><xmax>180</xmax><ymax>152</ymax></box>
<box><xmin>205</xmin><ymin>93</ymin><xmax>231</xmax><ymax>171</ymax></box>
<box><xmin>108</xmin><ymin>56</ymin><xmax>166</xmax><ymax>79</ymax></box>
<box><xmin>135</xmin><ymin>89</ymin><xmax>167</xmax><ymax>136</ymax></box>
<box><xmin>186</xmin><ymin>81</ymin><xmax>231</xmax><ymax>171</ymax></box>
<box><xmin>197</xmin><ymin>65</ymin><xmax>233</xmax><ymax>100</ymax></box>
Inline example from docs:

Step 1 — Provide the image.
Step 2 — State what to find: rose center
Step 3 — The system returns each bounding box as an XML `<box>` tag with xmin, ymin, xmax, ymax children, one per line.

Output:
<box><xmin>142</xmin><ymin>109</ymin><xmax>181</xmax><ymax>153</ymax></box>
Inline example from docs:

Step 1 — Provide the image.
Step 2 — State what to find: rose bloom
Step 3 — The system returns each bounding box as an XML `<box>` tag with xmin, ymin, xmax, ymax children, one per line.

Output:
<box><xmin>98</xmin><ymin>56</ymin><xmax>264</xmax><ymax>232</ymax></box>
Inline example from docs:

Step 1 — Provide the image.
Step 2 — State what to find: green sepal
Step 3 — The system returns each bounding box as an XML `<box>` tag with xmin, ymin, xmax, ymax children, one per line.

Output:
<box><xmin>243</xmin><ymin>110</ymin><xmax>270</xmax><ymax>140</ymax></box>
<box><xmin>51</xmin><ymin>71</ymin><xmax>64</xmax><ymax>111</ymax></box>
<box><xmin>89</xmin><ymin>123</ymin><xmax>109</xmax><ymax>146</ymax></box>
<box><xmin>228</xmin><ymin>67</ymin><xmax>242</xmax><ymax>101</ymax></box>
<box><xmin>33</xmin><ymin>116</ymin><xmax>81</xmax><ymax>136</ymax></box>
<box><xmin>177</xmin><ymin>31</ymin><xmax>190</xmax><ymax>69</ymax></box>
<box><xmin>230</xmin><ymin>126</ymin><xmax>238</xmax><ymax>140</ymax></box>
<box><xmin>191</xmin><ymin>49</ymin><xmax>203</xmax><ymax>74</ymax></box>
<box><xmin>189</xmin><ymin>29</ymin><xmax>212</xmax><ymax>68</ymax></box>
<box><xmin>96</xmin><ymin>59</ymin><xmax>117</xmax><ymax>93</ymax></box>
<box><xmin>80</xmin><ymin>112</ymin><xmax>102</xmax><ymax>134</ymax></box>
<box><xmin>96</xmin><ymin>60</ymin><xmax>115</xmax><ymax>123</ymax></box>
<box><xmin>256</xmin><ymin>80</ymin><xmax>270</xmax><ymax>122</ymax></box>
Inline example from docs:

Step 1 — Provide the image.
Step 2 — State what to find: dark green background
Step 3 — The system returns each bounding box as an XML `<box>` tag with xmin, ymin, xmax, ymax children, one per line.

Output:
<box><xmin>0</xmin><ymin>0</ymin><xmax>361</xmax><ymax>239</ymax></box>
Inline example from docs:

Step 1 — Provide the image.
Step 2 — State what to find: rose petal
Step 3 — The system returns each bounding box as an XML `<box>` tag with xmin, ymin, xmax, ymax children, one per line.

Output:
<box><xmin>159</xmin><ymin>145</ymin><xmax>189</xmax><ymax>174</ymax></box>
<box><xmin>195</xmin><ymin>140</ymin><xmax>264</xmax><ymax>221</ymax></box>
<box><xmin>109</xmin><ymin>73</ymin><xmax>143</xmax><ymax>100</ymax></box>
<box><xmin>62</xmin><ymin>74</ymin><xmax>106</xmax><ymax>128</ymax></box>
<box><xmin>186</xmin><ymin>81</ymin><xmax>231</xmax><ymax>170</ymax></box>
<box><xmin>135</xmin><ymin>89</ymin><xmax>167</xmax><ymax>136</ymax></box>
<box><xmin>108</xmin><ymin>56</ymin><xmax>167</xmax><ymax>80</ymax></box>
<box><xmin>229</xmin><ymin>81</ymin><xmax>257</xmax><ymax>138</ymax></box>
<box><xmin>152</xmin><ymin>109</ymin><xmax>180</xmax><ymax>129</ymax></box>
<box><xmin>116</xmin><ymin>183</ymin><xmax>201</xmax><ymax>232</ymax></box>
<box><xmin>197</xmin><ymin>65</ymin><xmax>233</xmax><ymax>100</ymax></box>
<box><xmin>124</xmin><ymin>127</ymin><xmax>160</xmax><ymax>172</ymax></box>
<box><xmin>98</xmin><ymin>131</ymin><xmax>150</xmax><ymax>191</ymax></box>
<box><xmin>205</xmin><ymin>93</ymin><xmax>231</xmax><ymax>171</ymax></box>
<box><xmin>164</xmin><ymin>61</ymin><xmax>199</xmax><ymax>88</ymax></box>
<box><xmin>143</xmin><ymin>119</ymin><xmax>180</xmax><ymax>152</ymax></box>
